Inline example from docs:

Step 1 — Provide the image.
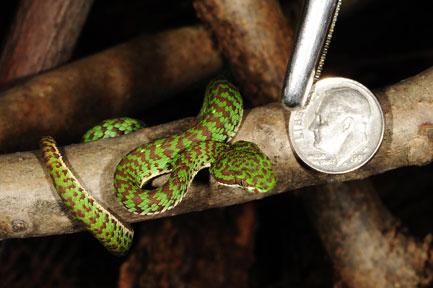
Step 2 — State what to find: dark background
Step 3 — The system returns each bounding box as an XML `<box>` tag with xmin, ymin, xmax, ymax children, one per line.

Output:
<box><xmin>0</xmin><ymin>0</ymin><xmax>432</xmax><ymax>287</ymax></box>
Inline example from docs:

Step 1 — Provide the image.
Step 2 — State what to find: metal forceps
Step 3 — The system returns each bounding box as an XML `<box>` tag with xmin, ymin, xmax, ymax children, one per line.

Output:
<box><xmin>282</xmin><ymin>0</ymin><xmax>342</xmax><ymax>109</ymax></box>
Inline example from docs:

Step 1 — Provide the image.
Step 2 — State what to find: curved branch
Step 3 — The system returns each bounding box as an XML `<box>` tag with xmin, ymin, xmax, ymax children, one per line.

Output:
<box><xmin>0</xmin><ymin>66</ymin><xmax>432</xmax><ymax>239</ymax></box>
<box><xmin>0</xmin><ymin>26</ymin><xmax>222</xmax><ymax>152</ymax></box>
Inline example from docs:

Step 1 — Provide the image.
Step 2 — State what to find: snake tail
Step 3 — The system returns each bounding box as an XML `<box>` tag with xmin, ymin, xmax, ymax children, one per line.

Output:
<box><xmin>40</xmin><ymin>136</ymin><xmax>133</xmax><ymax>255</ymax></box>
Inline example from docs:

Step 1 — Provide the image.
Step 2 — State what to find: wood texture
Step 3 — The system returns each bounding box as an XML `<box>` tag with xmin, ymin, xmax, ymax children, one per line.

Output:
<box><xmin>194</xmin><ymin>0</ymin><xmax>293</xmax><ymax>105</ymax></box>
<box><xmin>0</xmin><ymin>0</ymin><xmax>94</xmax><ymax>85</ymax></box>
<box><xmin>304</xmin><ymin>181</ymin><xmax>433</xmax><ymax>287</ymax></box>
<box><xmin>0</xmin><ymin>66</ymin><xmax>432</xmax><ymax>239</ymax></box>
<box><xmin>118</xmin><ymin>205</ymin><xmax>256</xmax><ymax>288</ymax></box>
<box><xmin>0</xmin><ymin>26</ymin><xmax>222</xmax><ymax>152</ymax></box>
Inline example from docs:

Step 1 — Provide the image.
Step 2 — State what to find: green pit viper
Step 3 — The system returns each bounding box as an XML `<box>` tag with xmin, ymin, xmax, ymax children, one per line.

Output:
<box><xmin>40</xmin><ymin>80</ymin><xmax>276</xmax><ymax>255</ymax></box>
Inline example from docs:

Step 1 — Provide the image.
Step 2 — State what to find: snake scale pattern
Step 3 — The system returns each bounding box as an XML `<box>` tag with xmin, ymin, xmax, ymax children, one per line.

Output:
<box><xmin>40</xmin><ymin>80</ymin><xmax>276</xmax><ymax>255</ymax></box>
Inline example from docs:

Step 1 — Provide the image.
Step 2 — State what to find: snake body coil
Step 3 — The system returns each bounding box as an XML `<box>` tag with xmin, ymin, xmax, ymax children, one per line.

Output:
<box><xmin>40</xmin><ymin>80</ymin><xmax>276</xmax><ymax>255</ymax></box>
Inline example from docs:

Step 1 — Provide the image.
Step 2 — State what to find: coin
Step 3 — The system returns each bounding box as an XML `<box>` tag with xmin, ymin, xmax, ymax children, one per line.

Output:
<box><xmin>288</xmin><ymin>77</ymin><xmax>384</xmax><ymax>174</ymax></box>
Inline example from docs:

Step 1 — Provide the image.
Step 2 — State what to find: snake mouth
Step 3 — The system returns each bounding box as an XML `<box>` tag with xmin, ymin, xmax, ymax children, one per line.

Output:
<box><xmin>247</xmin><ymin>187</ymin><xmax>262</xmax><ymax>193</ymax></box>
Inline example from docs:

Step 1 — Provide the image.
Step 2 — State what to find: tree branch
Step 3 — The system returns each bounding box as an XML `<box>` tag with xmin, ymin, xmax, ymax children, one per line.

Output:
<box><xmin>0</xmin><ymin>0</ymin><xmax>94</xmax><ymax>85</ymax></box>
<box><xmin>0</xmin><ymin>66</ymin><xmax>432</xmax><ymax>240</ymax></box>
<box><xmin>304</xmin><ymin>181</ymin><xmax>433</xmax><ymax>287</ymax></box>
<box><xmin>193</xmin><ymin>0</ymin><xmax>293</xmax><ymax>105</ymax></box>
<box><xmin>0</xmin><ymin>26</ymin><xmax>222</xmax><ymax>152</ymax></box>
<box><xmin>118</xmin><ymin>204</ymin><xmax>256</xmax><ymax>287</ymax></box>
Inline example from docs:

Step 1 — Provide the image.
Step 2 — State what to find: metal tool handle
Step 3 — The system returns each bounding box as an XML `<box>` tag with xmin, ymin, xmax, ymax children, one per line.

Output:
<box><xmin>282</xmin><ymin>0</ymin><xmax>341</xmax><ymax>109</ymax></box>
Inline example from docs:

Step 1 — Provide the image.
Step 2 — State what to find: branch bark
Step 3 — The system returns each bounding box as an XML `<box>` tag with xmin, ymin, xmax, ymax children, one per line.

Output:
<box><xmin>0</xmin><ymin>26</ymin><xmax>222</xmax><ymax>153</ymax></box>
<box><xmin>304</xmin><ymin>181</ymin><xmax>433</xmax><ymax>287</ymax></box>
<box><xmin>193</xmin><ymin>0</ymin><xmax>293</xmax><ymax>105</ymax></box>
<box><xmin>0</xmin><ymin>0</ymin><xmax>94</xmax><ymax>85</ymax></box>
<box><xmin>0</xmin><ymin>66</ymin><xmax>432</xmax><ymax>240</ymax></box>
<box><xmin>192</xmin><ymin>1</ymin><xmax>433</xmax><ymax>286</ymax></box>
<box><xmin>118</xmin><ymin>205</ymin><xmax>256</xmax><ymax>288</ymax></box>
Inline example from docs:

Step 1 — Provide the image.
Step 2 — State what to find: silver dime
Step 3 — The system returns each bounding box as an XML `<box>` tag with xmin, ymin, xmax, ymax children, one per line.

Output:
<box><xmin>288</xmin><ymin>77</ymin><xmax>384</xmax><ymax>174</ymax></box>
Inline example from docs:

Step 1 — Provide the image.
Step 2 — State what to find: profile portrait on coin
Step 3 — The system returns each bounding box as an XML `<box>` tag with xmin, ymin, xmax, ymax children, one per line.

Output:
<box><xmin>308</xmin><ymin>87</ymin><xmax>371</xmax><ymax>166</ymax></box>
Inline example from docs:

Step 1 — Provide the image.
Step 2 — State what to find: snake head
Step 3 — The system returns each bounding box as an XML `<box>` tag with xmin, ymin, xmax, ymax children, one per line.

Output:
<box><xmin>211</xmin><ymin>141</ymin><xmax>276</xmax><ymax>193</ymax></box>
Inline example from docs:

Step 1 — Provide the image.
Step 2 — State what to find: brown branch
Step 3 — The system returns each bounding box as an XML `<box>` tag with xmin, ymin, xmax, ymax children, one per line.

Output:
<box><xmin>191</xmin><ymin>1</ymin><xmax>433</xmax><ymax>286</ymax></box>
<box><xmin>0</xmin><ymin>66</ymin><xmax>432</xmax><ymax>240</ymax></box>
<box><xmin>0</xmin><ymin>0</ymin><xmax>94</xmax><ymax>85</ymax></box>
<box><xmin>0</xmin><ymin>26</ymin><xmax>222</xmax><ymax>152</ymax></box>
<box><xmin>193</xmin><ymin>1</ymin><xmax>433</xmax><ymax>286</ymax></box>
<box><xmin>303</xmin><ymin>181</ymin><xmax>433</xmax><ymax>287</ymax></box>
<box><xmin>193</xmin><ymin>0</ymin><xmax>293</xmax><ymax>105</ymax></box>
<box><xmin>118</xmin><ymin>204</ymin><xmax>256</xmax><ymax>288</ymax></box>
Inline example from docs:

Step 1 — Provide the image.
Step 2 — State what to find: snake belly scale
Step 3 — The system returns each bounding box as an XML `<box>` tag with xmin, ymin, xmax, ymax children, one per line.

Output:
<box><xmin>40</xmin><ymin>80</ymin><xmax>276</xmax><ymax>255</ymax></box>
